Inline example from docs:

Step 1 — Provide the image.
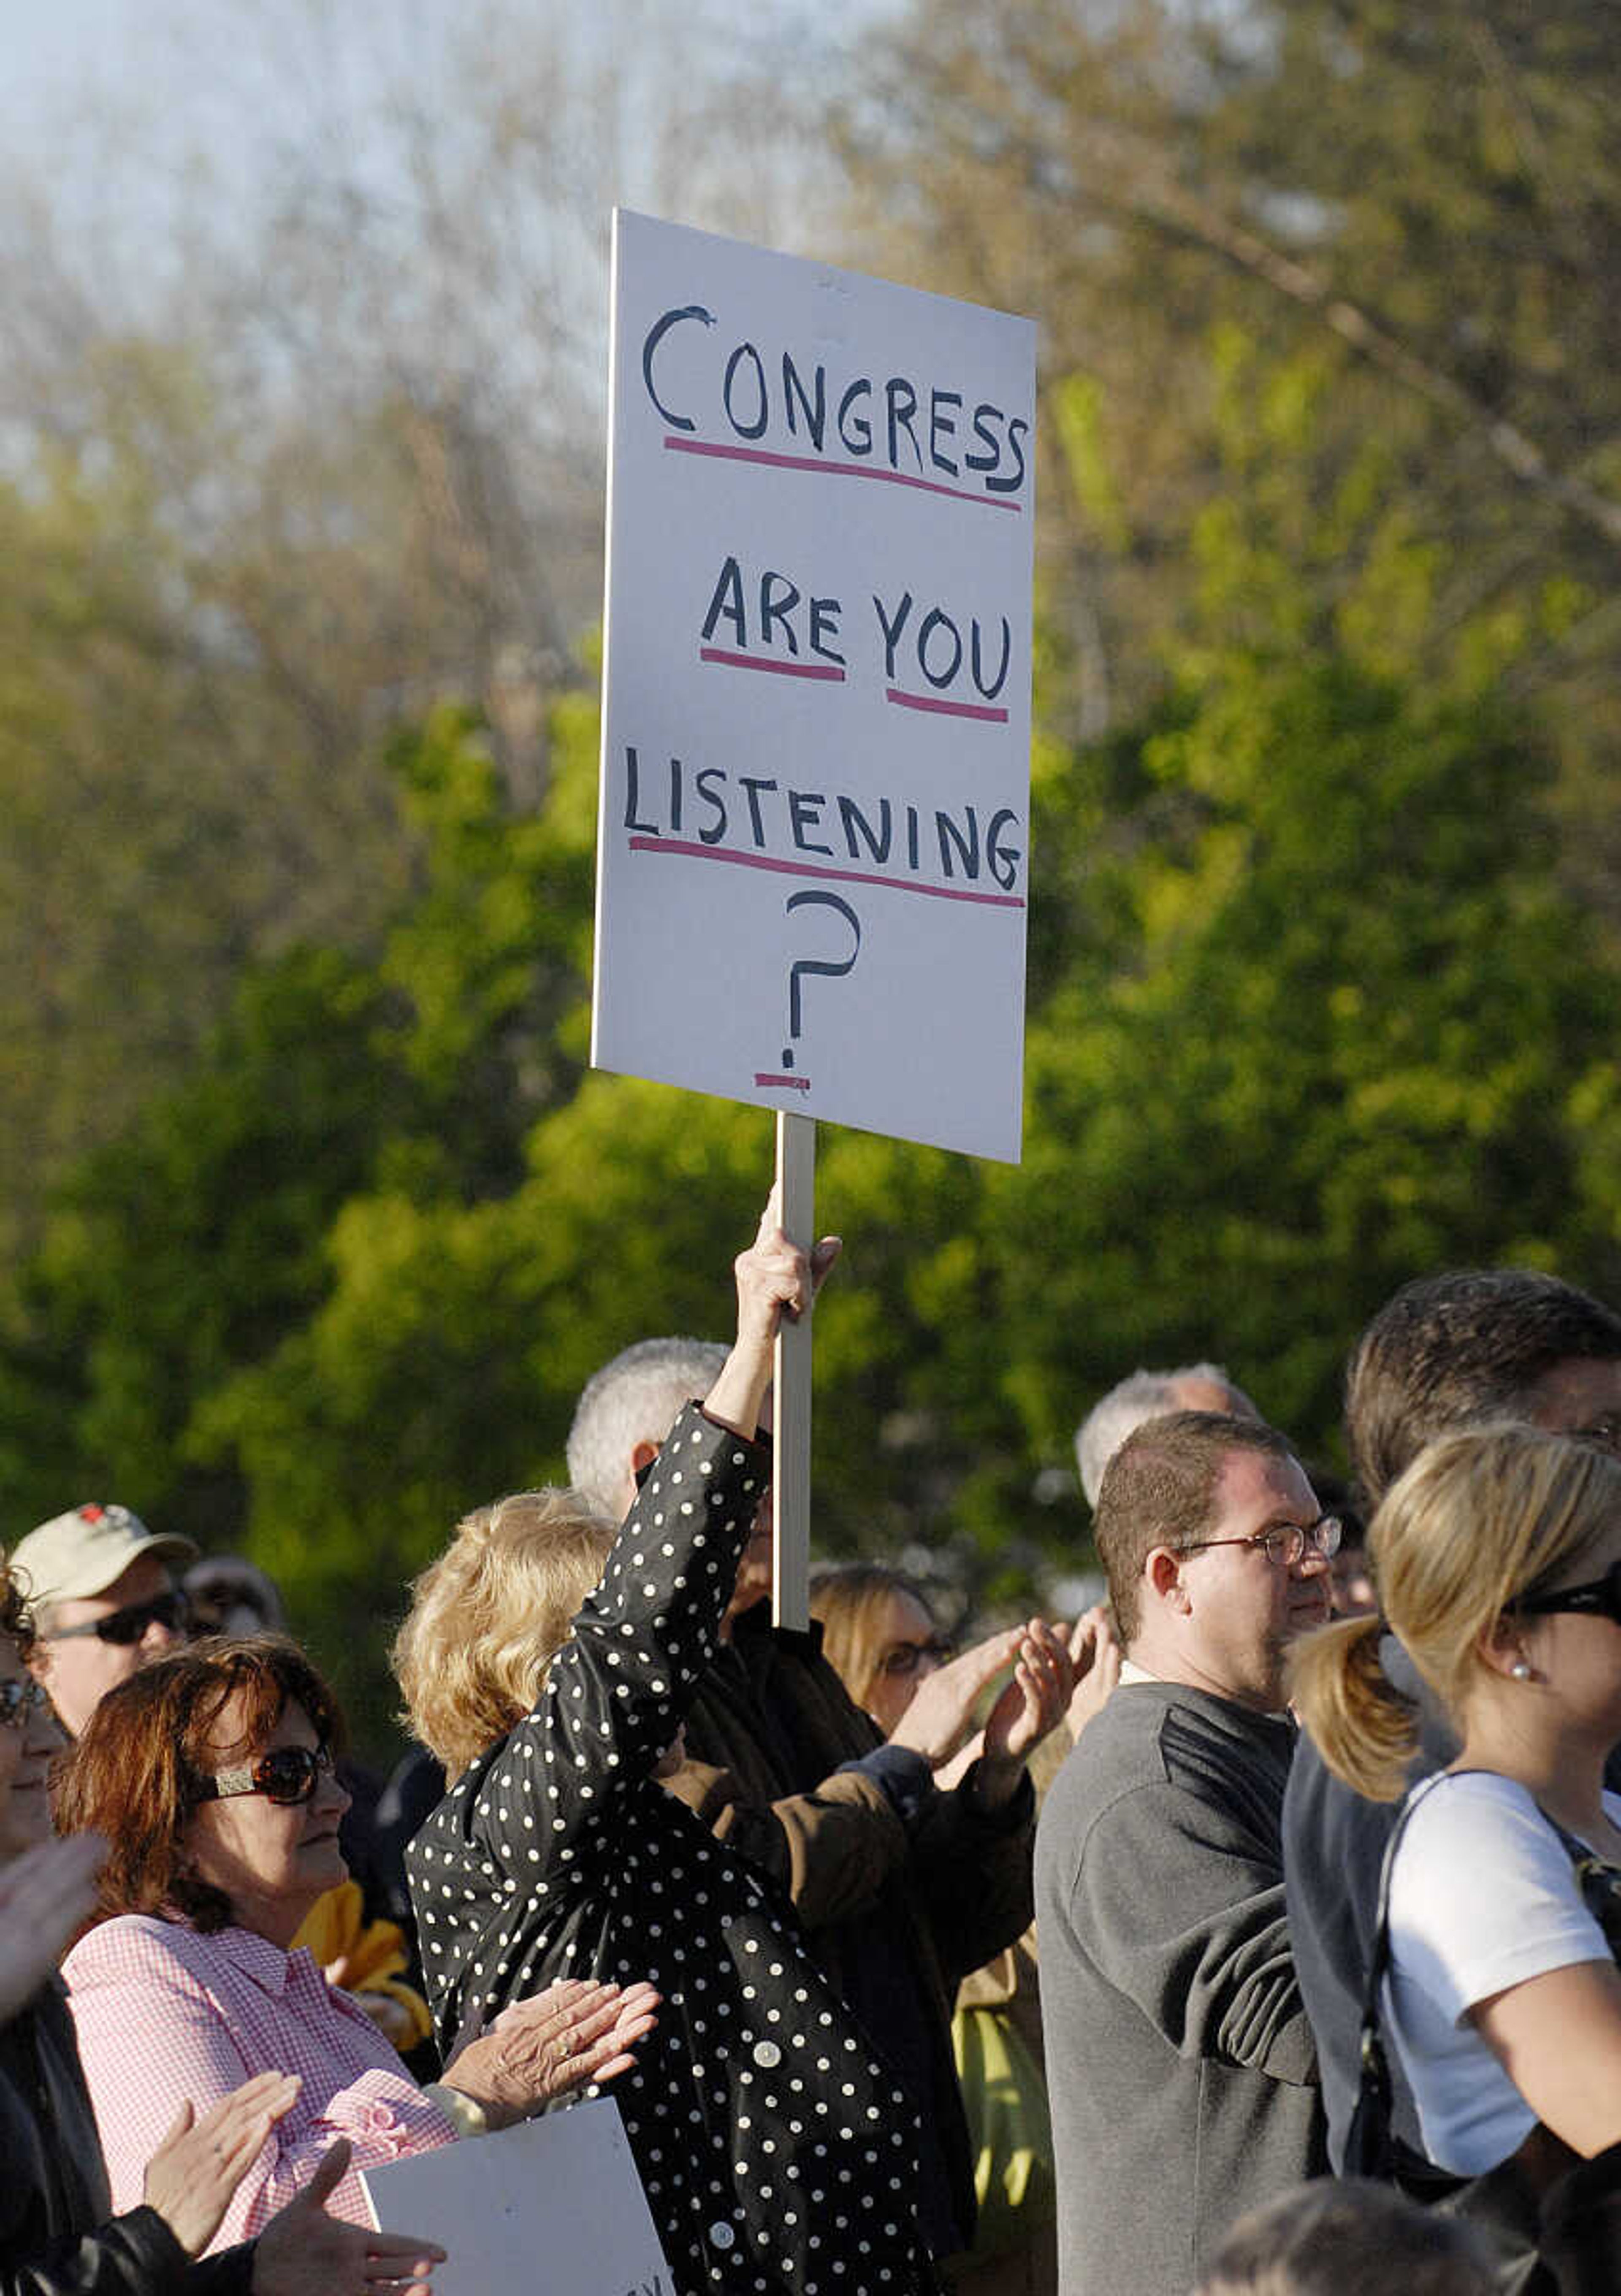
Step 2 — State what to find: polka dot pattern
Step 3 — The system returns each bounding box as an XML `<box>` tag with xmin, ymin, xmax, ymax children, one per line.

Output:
<box><xmin>408</xmin><ymin>1404</ymin><xmax>931</xmax><ymax>2294</ymax></box>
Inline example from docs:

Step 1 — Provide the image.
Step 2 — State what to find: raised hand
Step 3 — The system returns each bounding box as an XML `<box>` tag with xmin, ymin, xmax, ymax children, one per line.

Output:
<box><xmin>439</xmin><ymin>1976</ymin><xmax>661</xmax><ymax>2126</ymax></box>
<box><xmin>705</xmin><ymin>1188</ymin><xmax>840</xmax><ymax>1440</ymax></box>
<box><xmin>142</xmin><ymin>2070</ymin><xmax>303</xmax><ymax>2255</ymax></box>
<box><xmin>887</xmin><ymin>1625</ymin><xmax>1026</xmax><ymax>1769</ymax></box>
<box><xmin>0</xmin><ymin>1831</ymin><xmax>107</xmax><ymax>2020</ymax></box>
<box><xmin>252</xmin><ymin>2139</ymin><xmax>445</xmax><ymax>2296</ymax></box>
<box><xmin>972</xmin><ymin>1619</ymin><xmax>1077</xmax><ymax>1810</ymax></box>
<box><xmin>1065</xmin><ymin>1603</ymin><xmax>1121</xmax><ymax>1741</ymax></box>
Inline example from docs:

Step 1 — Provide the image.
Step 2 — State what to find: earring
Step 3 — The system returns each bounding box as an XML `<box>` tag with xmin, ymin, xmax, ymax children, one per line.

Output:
<box><xmin>1511</xmin><ymin>1659</ymin><xmax>1532</xmax><ymax>1681</ymax></box>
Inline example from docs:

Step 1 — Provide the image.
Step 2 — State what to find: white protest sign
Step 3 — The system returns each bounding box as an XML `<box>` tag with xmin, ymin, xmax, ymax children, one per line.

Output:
<box><xmin>593</xmin><ymin>210</ymin><xmax>1035</xmax><ymax>1163</ymax></box>
<box><xmin>360</xmin><ymin>2097</ymin><xmax>672</xmax><ymax>2296</ymax></box>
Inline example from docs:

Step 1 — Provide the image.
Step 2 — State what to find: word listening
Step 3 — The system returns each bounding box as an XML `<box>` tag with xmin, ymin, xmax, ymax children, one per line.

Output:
<box><xmin>622</xmin><ymin>748</ymin><xmax>1025</xmax><ymax>898</ymax></box>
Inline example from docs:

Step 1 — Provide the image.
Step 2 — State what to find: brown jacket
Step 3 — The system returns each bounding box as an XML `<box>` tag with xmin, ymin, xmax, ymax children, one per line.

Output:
<box><xmin>663</xmin><ymin>1600</ymin><xmax>1036</xmax><ymax>2258</ymax></box>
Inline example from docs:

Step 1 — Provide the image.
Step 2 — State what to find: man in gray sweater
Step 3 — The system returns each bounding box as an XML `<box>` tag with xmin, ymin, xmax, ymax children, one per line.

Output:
<box><xmin>1036</xmin><ymin>1411</ymin><xmax>1332</xmax><ymax>2296</ymax></box>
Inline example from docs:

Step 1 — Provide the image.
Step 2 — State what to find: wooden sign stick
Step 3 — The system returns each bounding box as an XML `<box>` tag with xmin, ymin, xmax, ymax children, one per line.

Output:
<box><xmin>772</xmin><ymin>1110</ymin><xmax>816</xmax><ymax>1630</ymax></box>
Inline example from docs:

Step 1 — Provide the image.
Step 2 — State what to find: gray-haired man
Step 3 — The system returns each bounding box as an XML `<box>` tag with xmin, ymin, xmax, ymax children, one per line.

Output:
<box><xmin>1074</xmin><ymin>1362</ymin><xmax>1259</xmax><ymax>1508</ymax></box>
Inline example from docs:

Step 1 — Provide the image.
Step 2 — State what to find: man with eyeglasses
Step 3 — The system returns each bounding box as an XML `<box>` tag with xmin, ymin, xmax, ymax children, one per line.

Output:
<box><xmin>10</xmin><ymin>1501</ymin><xmax>195</xmax><ymax>1738</ymax></box>
<box><xmin>1282</xmin><ymin>1267</ymin><xmax>1621</xmax><ymax>2179</ymax></box>
<box><xmin>1035</xmin><ymin>1411</ymin><xmax>1333</xmax><ymax>2296</ymax></box>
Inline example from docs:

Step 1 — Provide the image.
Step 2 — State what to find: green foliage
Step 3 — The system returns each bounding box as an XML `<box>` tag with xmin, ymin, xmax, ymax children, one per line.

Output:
<box><xmin>0</xmin><ymin>946</ymin><xmax>423</xmax><ymax>1540</ymax></box>
<box><xmin>6</xmin><ymin>0</ymin><xmax>1621</xmax><ymax>1755</ymax></box>
<box><xmin>843</xmin><ymin>0</ymin><xmax>1621</xmax><ymax>918</ymax></box>
<box><xmin>1006</xmin><ymin>651</ymin><xmax>1619</xmax><ymax>1473</ymax></box>
<box><xmin>9</xmin><ymin>602</ymin><xmax>1621</xmax><ymax>1756</ymax></box>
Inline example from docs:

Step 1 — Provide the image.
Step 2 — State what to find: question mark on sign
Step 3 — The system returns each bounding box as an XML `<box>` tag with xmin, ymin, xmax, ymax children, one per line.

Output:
<box><xmin>781</xmin><ymin>891</ymin><xmax>862</xmax><ymax>1070</ymax></box>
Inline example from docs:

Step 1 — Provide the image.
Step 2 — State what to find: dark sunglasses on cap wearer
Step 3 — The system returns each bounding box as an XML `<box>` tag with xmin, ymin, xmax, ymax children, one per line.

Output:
<box><xmin>192</xmin><ymin>1742</ymin><xmax>335</xmax><ymax>1807</ymax></box>
<box><xmin>0</xmin><ymin>1678</ymin><xmax>52</xmax><ymax>1727</ymax></box>
<box><xmin>43</xmin><ymin>1590</ymin><xmax>192</xmax><ymax>1647</ymax></box>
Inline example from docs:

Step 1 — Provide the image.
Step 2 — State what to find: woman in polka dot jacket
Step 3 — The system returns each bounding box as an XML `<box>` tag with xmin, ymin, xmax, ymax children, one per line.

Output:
<box><xmin>401</xmin><ymin>1199</ymin><xmax>938</xmax><ymax>2295</ymax></box>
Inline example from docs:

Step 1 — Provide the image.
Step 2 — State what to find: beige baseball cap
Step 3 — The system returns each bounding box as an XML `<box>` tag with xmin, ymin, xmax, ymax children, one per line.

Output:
<box><xmin>9</xmin><ymin>1503</ymin><xmax>198</xmax><ymax>1610</ymax></box>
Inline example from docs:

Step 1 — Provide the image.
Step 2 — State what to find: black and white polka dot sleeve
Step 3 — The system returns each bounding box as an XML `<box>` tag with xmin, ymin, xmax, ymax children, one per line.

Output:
<box><xmin>476</xmin><ymin>1404</ymin><xmax>768</xmax><ymax>1857</ymax></box>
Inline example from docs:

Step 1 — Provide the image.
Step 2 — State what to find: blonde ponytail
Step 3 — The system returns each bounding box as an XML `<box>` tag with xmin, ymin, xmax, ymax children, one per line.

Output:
<box><xmin>1288</xmin><ymin>1614</ymin><xmax>1418</xmax><ymax>1803</ymax></box>
<box><xmin>1291</xmin><ymin>1426</ymin><xmax>1621</xmax><ymax>1802</ymax></box>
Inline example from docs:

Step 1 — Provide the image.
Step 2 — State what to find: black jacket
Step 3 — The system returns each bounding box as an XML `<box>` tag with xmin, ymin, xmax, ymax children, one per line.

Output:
<box><xmin>0</xmin><ymin>1983</ymin><xmax>253</xmax><ymax>2296</ymax></box>
<box><xmin>409</xmin><ymin>1405</ymin><xmax>935</xmax><ymax>2296</ymax></box>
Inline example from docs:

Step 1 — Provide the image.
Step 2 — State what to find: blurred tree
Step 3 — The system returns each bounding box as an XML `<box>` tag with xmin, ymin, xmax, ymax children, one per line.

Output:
<box><xmin>9</xmin><ymin>572</ymin><xmax>1616</xmax><ymax>1752</ymax></box>
<box><xmin>6</xmin><ymin>0</ymin><xmax>1621</xmax><ymax>1751</ymax></box>
<box><xmin>0</xmin><ymin>435</ymin><xmax>423</xmax><ymax>1277</ymax></box>
<box><xmin>0</xmin><ymin>948</ymin><xmax>423</xmax><ymax>1541</ymax></box>
<box><xmin>833</xmin><ymin>0</ymin><xmax>1621</xmax><ymax>910</ymax></box>
<box><xmin>0</xmin><ymin>0</ymin><xmax>850</xmax><ymax>1281</ymax></box>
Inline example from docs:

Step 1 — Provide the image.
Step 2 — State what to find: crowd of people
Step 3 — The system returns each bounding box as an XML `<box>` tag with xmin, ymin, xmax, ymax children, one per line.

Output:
<box><xmin>3</xmin><ymin>1190</ymin><xmax>1621</xmax><ymax>2296</ymax></box>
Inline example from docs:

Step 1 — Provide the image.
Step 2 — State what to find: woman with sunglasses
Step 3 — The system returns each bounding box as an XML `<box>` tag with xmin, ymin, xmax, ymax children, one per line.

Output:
<box><xmin>809</xmin><ymin>1562</ymin><xmax>964</xmax><ymax>1740</ymax></box>
<box><xmin>1290</xmin><ymin>1424</ymin><xmax>1621</xmax><ymax>2197</ymax></box>
<box><xmin>0</xmin><ymin>1556</ymin><xmax>454</xmax><ymax>2296</ymax></box>
<box><xmin>808</xmin><ymin>1563</ymin><xmax>1116</xmax><ymax>1773</ymax></box>
<box><xmin>54</xmin><ymin>1635</ymin><xmax>658</xmax><ymax>2255</ymax></box>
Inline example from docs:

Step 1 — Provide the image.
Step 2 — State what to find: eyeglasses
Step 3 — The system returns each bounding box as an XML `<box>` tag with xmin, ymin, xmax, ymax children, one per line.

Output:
<box><xmin>0</xmin><ymin>1678</ymin><xmax>52</xmax><ymax>1728</ymax></box>
<box><xmin>193</xmin><ymin>1743</ymin><xmax>334</xmax><ymax>1807</ymax></box>
<box><xmin>45</xmin><ymin>1590</ymin><xmax>192</xmax><ymax>1646</ymax></box>
<box><xmin>1177</xmin><ymin>1516</ymin><xmax>1343</xmax><ymax>1569</ymax></box>
<box><xmin>876</xmin><ymin>1635</ymin><xmax>955</xmax><ymax>1680</ymax></box>
<box><xmin>1517</xmin><ymin>1559</ymin><xmax>1621</xmax><ymax>1627</ymax></box>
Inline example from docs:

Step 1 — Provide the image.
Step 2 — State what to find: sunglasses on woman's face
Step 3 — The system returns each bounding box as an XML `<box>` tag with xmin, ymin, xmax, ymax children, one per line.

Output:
<box><xmin>1518</xmin><ymin>1559</ymin><xmax>1621</xmax><ymax>1626</ymax></box>
<box><xmin>193</xmin><ymin>1743</ymin><xmax>334</xmax><ymax>1806</ymax></box>
<box><xmin>46</xmin><ymin>1590</ymin><xmax>191</xmax><ymax>1646</ymax></box>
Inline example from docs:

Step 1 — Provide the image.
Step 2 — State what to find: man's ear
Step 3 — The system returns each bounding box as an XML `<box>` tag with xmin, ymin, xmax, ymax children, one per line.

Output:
<box><xmin>613</xmin><ymin>1438</ymin><xmax>665</xmax><ymax>1525</ymax></box>
<box><xmin>1146</xmin><ymin>1546</ymin><xmax>1191</xmax><ymax>1617</ymax></box>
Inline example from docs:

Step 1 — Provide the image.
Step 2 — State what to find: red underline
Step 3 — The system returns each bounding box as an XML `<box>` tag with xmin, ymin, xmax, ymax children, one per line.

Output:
<box><xmin>700</xmin><ymin>647</ymin><xmax>846</xmax><ymax>682</ymax></box>
<box><xmin>753</xmin><ymin>1072</ymin><xmax>812</xmax><ymax>1092</ymax></box>
<box><xmin>886</xmin><ymin>686</ymin><xmax>1009</xmax><ymax>723</ymax></box>
<box><xmin>626</xmin><ymin>834</ymin><xmax>1025</xmax><ymax>910</ymax></box>
<box><xmin>664</xmin><ymin>435</ymin><xmax>1024</xmax><ymax>512</ymax></box>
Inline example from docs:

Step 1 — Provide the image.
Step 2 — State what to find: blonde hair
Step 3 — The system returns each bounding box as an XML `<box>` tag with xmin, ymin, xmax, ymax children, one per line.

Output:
<box><xmin>809</xmin><ymin>1562</ymin><xmax>935</xmax><ymax>1716</ymax></box>
<box><xmin>1290</xmin><ymin>1424</ymin><xmax>1621</xmax><ymax>1800</ymax></box>
<box><xmin>393</xmin><ymin>1488</ymin><xmax>615</xmax><ymax>1782</ymax></box>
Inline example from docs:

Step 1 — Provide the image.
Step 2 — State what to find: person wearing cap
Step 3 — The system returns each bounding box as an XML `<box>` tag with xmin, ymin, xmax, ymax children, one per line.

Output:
<box><xmin>11</xmin><ymin>1503</ymin><xmax>196</xmax><ymax>1738</ymax></box>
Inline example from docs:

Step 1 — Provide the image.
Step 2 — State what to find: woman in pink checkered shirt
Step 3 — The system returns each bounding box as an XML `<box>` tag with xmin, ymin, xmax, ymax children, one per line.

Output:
<box><xmin>54</xmin><ymin>1637</ymin><xmax>658</xmax><ymax>2253</ymax></box>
